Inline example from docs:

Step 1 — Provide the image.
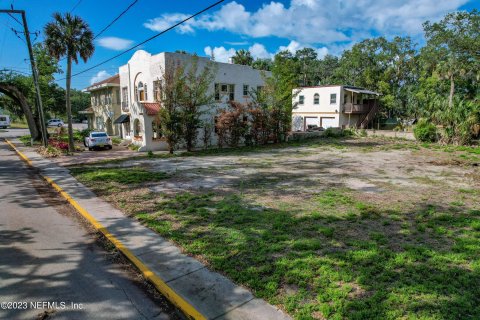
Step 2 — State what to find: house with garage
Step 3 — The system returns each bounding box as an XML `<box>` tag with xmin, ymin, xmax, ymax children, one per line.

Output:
<box><xmin>292</xmin><ymin>85</ymin><xmax>380</xmax><ymax>131</ymax></box>
<box><xmin>117</xmin><ymin>50</ymin><xmax>268</xmax><ymax>151</ymax></box>
<box><xmin>82</xmin><ymin>74</ymin><xmax>122</xmax><ymax>136</ymax></box>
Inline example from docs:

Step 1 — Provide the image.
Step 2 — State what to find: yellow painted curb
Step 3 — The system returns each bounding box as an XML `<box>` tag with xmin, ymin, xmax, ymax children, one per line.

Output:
<box><xmin>5</xmin><ymin>140</ymin><xmax>206</xmax><ymax>320</ymax></box>
<box><xmin>5</xmin><ymin>139</ymin><xmax>33</xmax><ymax>166</ymax></box>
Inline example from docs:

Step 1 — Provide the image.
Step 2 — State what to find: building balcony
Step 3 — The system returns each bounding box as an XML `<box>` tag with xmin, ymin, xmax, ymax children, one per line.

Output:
<box><xmin>343</xmin><ymin>103</ymin><xmax>370</xmax><ymax>114</ymax></box>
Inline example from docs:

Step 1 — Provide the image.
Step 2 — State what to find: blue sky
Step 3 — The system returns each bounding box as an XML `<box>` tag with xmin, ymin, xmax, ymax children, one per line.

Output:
<box><xmin>0</xmin><ymin>0</ymin><xmax>478</xmax><ymax>90</ymax></box>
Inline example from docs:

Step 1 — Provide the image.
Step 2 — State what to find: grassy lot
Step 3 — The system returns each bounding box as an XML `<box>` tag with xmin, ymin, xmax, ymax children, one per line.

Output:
<box><xmin>70</xmin><ymin>136</ymin><xmax>480</xmax><ymax>320</ymax></box>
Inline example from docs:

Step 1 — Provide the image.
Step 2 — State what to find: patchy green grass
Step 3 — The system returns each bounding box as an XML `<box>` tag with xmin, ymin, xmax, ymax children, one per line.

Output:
<box><xmin>9</xmin><ymin>121</ymin><xmax>29</xmax><ymax>129</ymax></box>
<box><xmin>69</xmin><ymin>137</ymin><xmax>480</xmax><ymax>320</ymax></box>
<box><xmin>70</xmin><ymin>166</ymin><xmax>168</xmax><ymax>185</ymax></box>
<box><xmin>131</xmin><ymin>192</ymin><xmax>480</xmax><ymax>320</ymax></box>
<box><xmin>72</xmin><ymin>164</ymin><xmax>480</xmax><ymax>320</ymax></box>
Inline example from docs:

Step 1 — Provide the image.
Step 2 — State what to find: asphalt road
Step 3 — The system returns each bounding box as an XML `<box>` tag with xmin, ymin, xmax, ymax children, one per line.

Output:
<box><xmin>0</xmin><ymin>142</ymin><xmax>181</xmax><ymax>320</ymax></box>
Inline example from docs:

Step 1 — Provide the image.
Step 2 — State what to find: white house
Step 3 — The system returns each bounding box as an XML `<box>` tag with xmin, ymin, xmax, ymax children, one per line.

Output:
<box><xmin>292</xmin><ymin>85</ymin><xmax>380</xmax><ymax>131</ymax></box>
<box><xmin>116</xmin><ymin>50</ymin><xmax>268</xmax><ymax>151</ymax></box>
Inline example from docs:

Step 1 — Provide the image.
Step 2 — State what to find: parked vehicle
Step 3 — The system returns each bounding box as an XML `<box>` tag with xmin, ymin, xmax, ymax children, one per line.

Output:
<box><xmin>84</xmin><ymin>131</ymin><xmax>112</xmax><ymax>150</ymax></box>
<box><xmin>47</xmin><ymin>119</ymin><xmax>64</xmax><ymax>127</ymax></box>
<box><xmin>0</xmin><ymin>115</ymin><xmax>10</xmax><ymax>128</ymax></box>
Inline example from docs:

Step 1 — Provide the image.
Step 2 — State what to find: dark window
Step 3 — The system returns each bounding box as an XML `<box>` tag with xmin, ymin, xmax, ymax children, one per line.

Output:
<box><xmin>122</xmin><ymin>87</ymin><xmax>129</xmax><ymax>105</ymax></box>
<box><xmin>330</xmin><ymin>93</ymin><xmax>337</xmax><ymax>104</ymax></box>
<box><xmin>299</xmin><ymin>95</ymin><xmax>304</xmax><ymax>105</ymax></box>
<box><xmin>214</xmin><ymin>83</ymin><xmax>220</xmax><ymax>101</ymax></box>
<box><xmin>314</xmin><ymin>93</ymin><xmax>319</xmax><ymax>104</ymax></box>
<box><xmin>214</xmin><ymin>83</ymin><xmax>235</xmax><ymax>101</ymax></box>
<box><xmin>243</xmin><ymin>84</ymin><xmax>249</xmax><ymax>96</ymax></box>
<box><xmin>152</xmin><ymin>120</ymin><xmax>162</xmax><ymax>140</ymax></box>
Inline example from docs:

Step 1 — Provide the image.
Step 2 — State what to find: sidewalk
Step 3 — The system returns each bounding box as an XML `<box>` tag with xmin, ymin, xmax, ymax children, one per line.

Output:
<box><xmin>7</xmin><ymin>139</ymin><xmax>291</xmax><ymax>320</ymax></box>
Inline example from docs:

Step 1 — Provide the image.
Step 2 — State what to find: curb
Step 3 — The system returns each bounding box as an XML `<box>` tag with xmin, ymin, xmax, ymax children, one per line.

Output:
<box><xmin>4</xmin><ymin>139</ymin><xmax>206</xmax><ymax>320</ymax></box>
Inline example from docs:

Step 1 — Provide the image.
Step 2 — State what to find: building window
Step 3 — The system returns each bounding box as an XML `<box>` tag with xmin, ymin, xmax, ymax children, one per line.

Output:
<box><xmin>144</xmin><ymin>84</ymin><xmax>148</xmax><ymax>101</ymax></box>
<box><xmin>95</xmin><ymin>116</ymin><xmax>104</xmax><ymax>130</ymax></box>
<box><xmin>122</xmin><ymin>87</ymin><xmax>129</xmax><ymax>105</ymax></box>
<box><xmin>330</xmin><ymin>93</ymin><xmax>337</xmax><ymax>104</ymax></box>
<box><xmin>243</xmin><ymin>84</ymin><xmax>249</xmax><ymax>96</ymax></box>
<box><xmin>133</xmin><ymin>119</ymin><xmax>142</xmax><ymax>137</ymax></box>
<box><xmin>152</xmin><ymin>120</ymin><xmax>162</xmax><ymax>140</ymax></box>
<box><xmin>314</xmin><ymin>93</ymin><xmax>319</xmax><ymax>104</ymax></box>
<box><xmin>214</xmin><ymin>83</ymin><xmax>235</xmax><ymax>102</ymax></box>
<box><xmin>299</xmin><ymin>95</ymin><xmax>304</xmax><ymax>105</ymax></box>
<box><xmin>153</xmin><ymin>80</ymin><xmax>162</xmax><ymax>102</ymax></box>
<box><xmin>137</xmin><ymin>82</ymin><xmax>145</xmax><ymax>101</ymax></box>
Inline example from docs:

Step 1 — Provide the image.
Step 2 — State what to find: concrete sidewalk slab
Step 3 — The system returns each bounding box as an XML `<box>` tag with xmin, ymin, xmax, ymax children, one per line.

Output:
<box><xmin>8</xmin><ymin>139</ymin><xmax>291</xmax><ymax>320</ymax></box>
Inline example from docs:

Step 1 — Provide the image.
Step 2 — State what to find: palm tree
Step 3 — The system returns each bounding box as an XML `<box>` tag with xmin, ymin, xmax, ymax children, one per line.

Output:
<box><xmin>44</xmin><ymin>13</ymin><xmax>94</xmax><ymax>152</ymax></box>
<box><xmin>231</xmin><ymin>49</ymin><xmax>253</xmax><ymax>66</ymax></box>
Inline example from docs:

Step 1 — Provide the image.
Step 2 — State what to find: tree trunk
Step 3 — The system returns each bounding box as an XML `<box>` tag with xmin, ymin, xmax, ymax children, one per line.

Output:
<box><xmin>66</xmin><ymin>54</ymin><xmax>75</xmax><ymax>152</ymax></box>
<box><xmin>0</xmin><ymin>84</ymin><xmax>40</xmax><ymax>140</ymax></box>
<box><xmin>448</xmin><ymin>74</ymin><xmax>455</xmax><ymax>109</ymax></box>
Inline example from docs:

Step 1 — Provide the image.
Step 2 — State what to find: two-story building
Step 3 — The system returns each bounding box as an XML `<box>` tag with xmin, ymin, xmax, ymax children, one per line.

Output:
<box><xmin>117</xmin><ymin>50</ymin><xmax>268</xmax><ymax>151</ymax></box>
<box><xmin>292</xmin><ymin>85</ymin><xmax>380</xmax><ymax>131</ymax></box>
<box><xmin>83</xmin><ymin>74</ymin><xmax>122</xmax><ymax>136</ymax></box>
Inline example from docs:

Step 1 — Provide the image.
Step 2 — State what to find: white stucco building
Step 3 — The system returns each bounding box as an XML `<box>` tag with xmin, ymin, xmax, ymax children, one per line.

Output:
<box><xmin>116</xmin><ymin>50</ymin><xmax>268</xmax><ymax>151</ymax></box>
<box><xmin>292</xmin><ymin>85</ymin><xmax>380</xmax><ymax>131</ymax></box>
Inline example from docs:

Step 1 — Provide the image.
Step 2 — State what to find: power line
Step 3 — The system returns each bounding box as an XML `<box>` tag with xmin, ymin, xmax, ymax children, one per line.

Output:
<box><xmin>56</xmin><ymin>0</ymin><xmax>138</xmax><ymax>63</ymax></box>
<box><xmin>0</xmin><ymin>68</ymin><xmax>31</xmax><ymax>75</ymax></box>
<box><xmin>6</xmin><ymin>11</ymin><xmax>21</xmax><ymax>26</ymax></box>
<box><xmin>55</xmin><ymin>0</ymin><xmax>225</xmax><ymax>82</ymax></box>
<box><xmin>70</xmin><ymin>0</ymin><xmax>82</xmax><ymax>13</ymax></box>
<box><xmin>94</xmin><ymin>0</ymin><xmax>138</xmax><ymax>40</ymax></box>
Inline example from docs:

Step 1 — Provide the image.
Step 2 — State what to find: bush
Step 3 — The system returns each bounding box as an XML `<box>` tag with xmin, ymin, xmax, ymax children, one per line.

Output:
<box><xmin>74</xmin><ymin>129</ymin><xmax>91</xmax><ymax>142</ymax></box>
<box><xmin>414</xmin><ymin>119</ymin><xmax>437</xmax><ymax>142</ymax></box>
<box><xmin>48</xmin><ymin>139</ymin><xmax>69</xmax><ymax>150</ymax></box>
<box><xmin>128</xmin><ymin>143</ymin><xmax>140</xmax><ymax>151</ymax></box>
<box><xmin>111</xmin><ymin>137</ymin><xmax>122</xmax><ymax>145</ymax></box>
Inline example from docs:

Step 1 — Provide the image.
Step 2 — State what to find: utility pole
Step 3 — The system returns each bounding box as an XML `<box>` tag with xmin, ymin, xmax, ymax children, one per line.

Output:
<box><xmin>0</xmin><ymin>9</ymin><xmax>48</xmax><ymax>147</ymax></box>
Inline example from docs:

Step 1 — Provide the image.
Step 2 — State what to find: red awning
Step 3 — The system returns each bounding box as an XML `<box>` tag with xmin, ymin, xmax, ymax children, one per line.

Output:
<box><xmin>142</xmin><ymin>103</ymin><xmax>161</xmax><ymax>116</ymax></box>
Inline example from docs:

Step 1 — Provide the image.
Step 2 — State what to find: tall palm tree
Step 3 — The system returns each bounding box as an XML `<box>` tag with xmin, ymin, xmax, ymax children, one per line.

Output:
<box><xmin>44</xmin><ymin>13</ymin><xmax>94</xmax><ymax>152</ymax></box>
<box><xmin>231</xmin><ymin>49</ymin><xmax>253</xmax><ymax>66</ymax></box>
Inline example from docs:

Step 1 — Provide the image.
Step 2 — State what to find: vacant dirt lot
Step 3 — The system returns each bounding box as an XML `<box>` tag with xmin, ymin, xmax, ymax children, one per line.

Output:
<box><xmin>70</xmin><ymin>137</ymin><xmax>480</xmax><ymax>320</ymax></box>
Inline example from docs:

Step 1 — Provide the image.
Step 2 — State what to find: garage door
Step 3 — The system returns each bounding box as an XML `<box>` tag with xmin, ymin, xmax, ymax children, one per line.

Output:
<box><xmin>321</xmin><ymin>117</ymin><xmax>336</xmax><ymax>129</ymax></box>
<box><xmin>304</xmin><ymin>117</ymin><xmax>319</xmax><ymax>130</ymax></box>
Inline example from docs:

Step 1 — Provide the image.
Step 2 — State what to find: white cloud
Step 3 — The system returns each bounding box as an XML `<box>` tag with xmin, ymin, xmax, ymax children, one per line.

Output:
<box><xmin>144</xmin><ymin>13</ymin><xmax>195</xmax><ymax>34</ymax></box>
<box><xmin>97</xmin><ymin>37</ymin><xmax>134</xmax><ymax>51</ymax></box>
<box><xmin>225</xmin><ymin>41</ymin><xmax>249</xmax><ymax>46</ymax></box>
<box><xmin>149</xmin><ymin>0</ymin><xmax>469</xmax><ymax>49</ymax></box>
<box><xmin>204</xmin><ymin>46</ymin><xmax>236</xmax><ymax>63</ymax></box>
<box><xmin>248</xmin><ymin>43</ymin><xmax>271</xmax><ymax>59</ymax></box>
<box><xmin>203</xmin><ymin>41</ymin><xmax>328</xmax><ymax>63</ymax></box>
<box><xmin>90</xmin><ymin>70</ymin><xmax>112</xmax><ymax>85</ymax></box>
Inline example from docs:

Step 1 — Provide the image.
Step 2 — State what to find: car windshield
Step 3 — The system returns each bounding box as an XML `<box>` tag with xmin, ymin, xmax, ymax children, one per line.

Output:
<box><xmin>92</xmin><ymin>133</ymin><xmax>107</xmax><ymax>137</ymax></box>
<box><xmin>0</xmin><ymin>117</ymin><xmax>6</xmax><ymax>121</ymax></box>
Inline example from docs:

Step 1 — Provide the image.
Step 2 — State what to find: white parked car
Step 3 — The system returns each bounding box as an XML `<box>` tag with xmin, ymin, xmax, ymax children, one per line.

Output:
<box><xmin>84</xmin><ymin>131</ymin><xmax>113</xmax><ymax>150</ymax></box>
<box><xmin>47</xmin><ymin>119</ymin><xmax>64</xmax><ymax>127</ymax></box>
<box><xmin>0</xmin><ymin>115</ymin><xmax>10</xmax><ymax>129</ymax></box>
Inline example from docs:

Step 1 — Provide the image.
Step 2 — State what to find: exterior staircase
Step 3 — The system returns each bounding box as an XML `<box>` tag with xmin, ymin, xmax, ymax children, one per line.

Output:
<box><xmin>357</xmin><ymin>100</ymin><xmax>379</xmax><ymax>129</ymax></box>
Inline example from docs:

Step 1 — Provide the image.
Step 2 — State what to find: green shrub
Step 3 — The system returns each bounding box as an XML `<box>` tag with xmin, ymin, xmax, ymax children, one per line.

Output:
<box><xmin>128</xmin><ymin>143</ymin><xmax>140</xmax><ymax>151</ymax></box>
<box><xmin>414</xmin><ymin>119</ymin><xmax>437</xmax><ymax>142</ymax></box>
<box><xmin>20</xmin><ymin>135</ymin><xmax>32</xmax><ymax>146</ymax></box>
<box><xmin>74</xmin><ymin>129</ymin><xmax>92</xmax><ymax>142</ymax></box>
<box><xmin>111</xmin><ymin>137</ymin><xmax>122</xmax><ymax>145</ymax></box>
